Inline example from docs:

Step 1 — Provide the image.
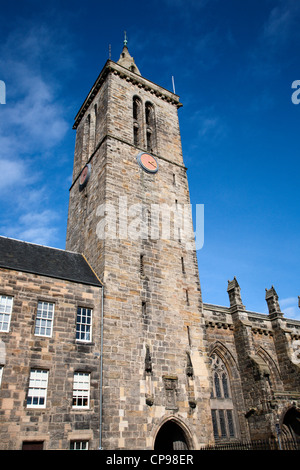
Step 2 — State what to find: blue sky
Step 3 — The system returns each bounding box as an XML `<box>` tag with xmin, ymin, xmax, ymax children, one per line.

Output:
<box><xmin>0</xmin><ymin>0</ymin><xmax>299</xmax><ymax>318</ymax></box>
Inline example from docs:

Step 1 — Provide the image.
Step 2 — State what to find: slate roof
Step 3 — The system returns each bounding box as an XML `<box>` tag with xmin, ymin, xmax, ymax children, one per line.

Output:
<box><xmin>0</xmin><ymin>236</ymin><xmax>102</xmax><ymax>287</ymax></box>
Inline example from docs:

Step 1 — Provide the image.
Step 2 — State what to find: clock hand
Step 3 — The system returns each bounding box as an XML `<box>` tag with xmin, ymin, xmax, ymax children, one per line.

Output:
<box><xmin>148</xmin><ymin>160</ymin><xmax>156</xmax><ymax>167</ymax></box>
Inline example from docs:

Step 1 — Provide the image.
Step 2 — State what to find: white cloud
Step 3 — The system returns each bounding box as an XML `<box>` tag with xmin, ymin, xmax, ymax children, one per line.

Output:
<box><xmin>263</xmin><ymin>0</ymin><xmax>300</xmax><ymax>47</ymax></box>
<box><xmin>0</xmin><ymin>65</ymin><xmax>68</xmax><ymax>156</ymax></box>
<box><xmin>0</xmin><ymin>158</ymin><xmax>30</xmax><ymax>190</ymax></box>
<box><xmin>0</xmin><ymin>24</ymin><xmax>70</xmax><ymax>188</ymax></box>
<box><xmin>191</xmin><ymin>108</ymin><xmax>227</xmax><ymax>141</ymax></box>
<box><xmin>248</xmin><ymin>0</ymin><xmax>300</xmax><ymax>78</ymax></box>
<box><xmin>3</xmin><ymin>209</ymin><xmax>60</xmax><ymax>247</ymax></box>
<box><xmin>198</xmin><ymin>116</ymin><xmax>220</xmax><ymax>137</ymax></box>
<box><xmin>0</xmin><ymin>20</ymin><xmax>74</xmax><ymax>155</ymax></box>
<box><xmin>0</xmin><ymin>21</ymin><xmax>74</xmax><ymax>247</ymax></box>
<box><xmin>280</xmin><ymin>297</ymin><xmax>300</xmax><ymax>320</ymax></box>
<box><xmin>17</xmin><ymin>226</ymin><xmax>59</xmax><ymax>247</ymax></box>
<box><xmin>19</xmin><ymin>210</ymin><xmax>58</xmax><ymax>228</ymax></box>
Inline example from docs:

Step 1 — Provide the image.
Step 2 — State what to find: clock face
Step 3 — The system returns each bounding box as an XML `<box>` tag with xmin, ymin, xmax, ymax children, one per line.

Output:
<box><xmin>79</xmin><ymin>164</ymin><xmax>91</xmax><ymax>191</ymax></box>
<box><xmin>137</xmin><ymin>152</ymin><xmax>159</xmax><ymax>173</ymax></box>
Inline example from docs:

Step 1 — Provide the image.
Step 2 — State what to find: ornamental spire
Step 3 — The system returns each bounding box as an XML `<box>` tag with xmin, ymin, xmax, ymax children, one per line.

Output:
<box><xmin>124</xmin><ymin>30</ymin><xmax>128</xmax><ymax>47</ymax></box>
<box><xmin>117</xmin><ymin>32</ymin><xmax>141</xmax><ymax>75</ymax></box>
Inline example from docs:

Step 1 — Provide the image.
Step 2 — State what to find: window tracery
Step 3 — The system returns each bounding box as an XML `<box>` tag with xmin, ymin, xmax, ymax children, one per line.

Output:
<box><xmin>132</xmin><ymin>97</ymin><xmax>157</xmax><ymax>153</ymax></box>
<box><xmin>210</xmin><ymin>353</ymin><xmax>237</xmax><ymax>440</ymax></box>
<box><xmin>211</xmin><ymin>353</ymin><xmax>231</xmax><ymax>399</ymax></box>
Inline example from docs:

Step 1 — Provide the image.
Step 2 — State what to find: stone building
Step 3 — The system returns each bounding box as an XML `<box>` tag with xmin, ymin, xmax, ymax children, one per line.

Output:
<box><xmin>0</xmin><ymin>40</ymin><xmax>299</xmax><ymax>450</ymax></box>
<box><xmin>0</xmin><ymin>237</ymin><xmax>103</xmax><ymax>450</ymax></box>
<box><xmin>204</xmin><ymin>279</ymin><xmax>300</xmax><ymax>444</ymax></box>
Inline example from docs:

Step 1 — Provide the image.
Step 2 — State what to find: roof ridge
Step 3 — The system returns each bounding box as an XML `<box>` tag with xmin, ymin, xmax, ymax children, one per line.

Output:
<box><xmin>0</xmin><ymin>235</ymin><xmax>79</xmax><ymax>255</ymax></box>
<box><xmin>0</xmin><ymin>236</ymin><xmax>102</xmax><ymax>287</ymax></box>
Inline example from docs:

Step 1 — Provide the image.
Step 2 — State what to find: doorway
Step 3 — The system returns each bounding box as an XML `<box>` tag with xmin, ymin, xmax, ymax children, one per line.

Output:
<box><xmin>22</xmin><ymin>441</ymin><xmax>44</xmax><ymax>450</ymax></box>
<box><xmin>282</xmin><ymin>407</ymin><xmax>300</xmax><ymax>442</ymax></box>
<box><xmin>154</xmin><ymin>420</ymin><xmax>190</xmax><ymax>450</ymax></box>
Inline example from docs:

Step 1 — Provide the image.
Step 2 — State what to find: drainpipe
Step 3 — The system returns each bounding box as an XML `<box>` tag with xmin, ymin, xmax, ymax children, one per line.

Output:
<box><xmin>81</xmin><ymin>254</ymin><xmax>104</xmax><ymax>450</ymax></box>
<box><xmin>275</xmin><ymin>417</ymin><xmax>282</xmax><ymax>450</ymax></box>
<box><xmin>99</xmin><ymin>284</ymin><xmax>104</xmax><ymax>450</ymax></box>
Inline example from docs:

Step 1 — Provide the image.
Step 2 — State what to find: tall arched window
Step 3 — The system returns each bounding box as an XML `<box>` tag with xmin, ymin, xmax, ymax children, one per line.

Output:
<box><xmin>210</xmin><ymin>353</ymin><xmax>237</xmax><ymax>441</ymax></box>
<box><xmin>133</xmin><ymin>96</ymin><xmax>142</xmax><ymax>147</ymax></box>
<box><xmin>145</xmin><ymin>101</ymin><xmax>156</xmax><ymax>153</ymax></box>
<box><xmin>82</xmin><ymin>114</ymin><xmax>90</xmax><ymax>165</ymax></box>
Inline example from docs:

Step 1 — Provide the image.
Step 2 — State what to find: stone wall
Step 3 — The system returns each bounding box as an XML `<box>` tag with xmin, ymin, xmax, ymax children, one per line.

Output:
<box><xmin>203</xmin><ymin>280</ymin><xmax>300</xmax><ymax>441</ymax></box>
<box><xmin>0</xmin><ymin>267</ymin><xmax>102</xmax><ymax>450</ymax></box>
<box><xmin>66</xmin><ymin>61</ymin><xmax>214</xmax><ymax>449</ymax></box>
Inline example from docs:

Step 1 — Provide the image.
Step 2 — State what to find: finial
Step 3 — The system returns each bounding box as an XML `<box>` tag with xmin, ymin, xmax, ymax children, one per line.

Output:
<box><xmin>265</xmin><ymin>285</ymin><xmax>282</xmax><ymax>317</ymax></box>
<box><xmin>117</xmin><ymin>33</ymin><xmax>141</xmax><ymax>75</ymax></box>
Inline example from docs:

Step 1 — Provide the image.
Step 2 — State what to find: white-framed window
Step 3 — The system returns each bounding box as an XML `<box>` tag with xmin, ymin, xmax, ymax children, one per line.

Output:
<box><xmin>76</xmin><ymin>307</ymin><xmax>92</xmax><ymax>342</ymax></box>
<box><xmin>34</xmin><ymin>301</ymin><xmax>54</xmax><ymax>337</ymax></box>
<box><xmin>0</xmin><ymin>295</ymin><xmax>13</xmax><ymax>332</ymax></box>
<box><xmin>27</xmin><ymin>369</ymin><xmax>49</xmax><ymax>408</ymax></box>
<box><xmin>70</xmin><ymin>440</ymin><xmax>89</xmax><ymax>450</ymax></box>
<box><xmin>72</xmin><ymin>372</ymin><xmax>90</xmax><ymax>408</ymax></box>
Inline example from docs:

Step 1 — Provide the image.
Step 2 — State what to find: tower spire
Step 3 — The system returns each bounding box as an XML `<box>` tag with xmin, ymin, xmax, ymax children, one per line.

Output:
<box><xmin>117</xmin><ymin>32</ymin><xmax>141</xmax><ymax>75</ymax></box>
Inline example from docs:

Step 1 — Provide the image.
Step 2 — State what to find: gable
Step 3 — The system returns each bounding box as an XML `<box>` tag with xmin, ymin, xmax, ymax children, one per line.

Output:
<box><xmin>0</xmin><ymin>236</ymin><xmax>102</xmax><ymax>287</ymax></box>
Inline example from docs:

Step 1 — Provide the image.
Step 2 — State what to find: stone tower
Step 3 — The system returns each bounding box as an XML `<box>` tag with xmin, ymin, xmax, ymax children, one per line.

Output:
<box><xmin>66</xmin><ymin>39</ymin><xmax>213</xmax><ymax>450</ymax></box>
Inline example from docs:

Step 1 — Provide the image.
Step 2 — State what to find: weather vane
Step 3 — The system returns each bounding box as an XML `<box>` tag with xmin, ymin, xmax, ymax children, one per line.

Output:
<box><xmin>124</xmin><ymin>31</ymin><xmax>128</xmax><ymax>47</ymax></box>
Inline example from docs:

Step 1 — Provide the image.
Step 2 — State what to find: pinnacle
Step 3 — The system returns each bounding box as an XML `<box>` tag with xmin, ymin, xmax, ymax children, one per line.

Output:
<box><xmin>117</xmin><ymin>33</ymin><xmax>141</xmax><ymax>75</ymax></box>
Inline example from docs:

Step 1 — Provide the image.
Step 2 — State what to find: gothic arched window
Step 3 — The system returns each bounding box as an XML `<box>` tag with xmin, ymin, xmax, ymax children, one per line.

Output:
<box><xmin>82</xmin><ymin>114</ymin><xmax>90</xmax><ymax>164</ymax></box>
<box><xmin>210</xmin><ymin>353</ymin><xmax>237</xmax><ymax>441</ymax></box>
<box><xmin>133</xmin><ymin>96</ymin><xmax>142</xmax><ymax>147</ymax></box>
<box><xmin>145</xmin><ymin>102</ymin><xmax>156</xmax><ymax>153</ymax></box>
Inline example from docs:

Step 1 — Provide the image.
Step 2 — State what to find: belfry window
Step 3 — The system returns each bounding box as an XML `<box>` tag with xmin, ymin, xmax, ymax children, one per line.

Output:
<box><xmin>133</xmin><ymin>124</ymin><xmax>139</xmax><ymax>146</ymax></box>
<box><xmin>145</xmin><ymin>102</ymin><xmax>156</xmax><ymax>153</ymax></box>
<box><xmin>133</xmin><ymin>97</ymin><xmax>139</xmax><ymax>120</ymax></box>
<box><xmin>146</xmin><ymin>130</ymin><xmax>152</xmax><ymax>152</ymax></box>
<box><xmin>133</xmin><ymin>96</ymin><xmax>142</xmax><ymax>147</ymax></box>
<box><xmin>145</xmin><ymin>102</ymin><xmax>153</xmax><ymax>126</ymax></box>
<box><xmin>82</xmin><ymin>114</ymin><xmax>90</xmax><ymax>164</ymax></box>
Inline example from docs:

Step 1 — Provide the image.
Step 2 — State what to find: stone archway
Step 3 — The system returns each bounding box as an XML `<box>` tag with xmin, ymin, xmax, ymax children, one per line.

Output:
<box><xmin>154</xmin><ymin>420</ymin><xmax>191</xmax><ymax>451</ymax></box>
<box><xmin>281</xmin><ymin>407</ymin><xmax>300</xmax><ymax>442</ymax></box>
